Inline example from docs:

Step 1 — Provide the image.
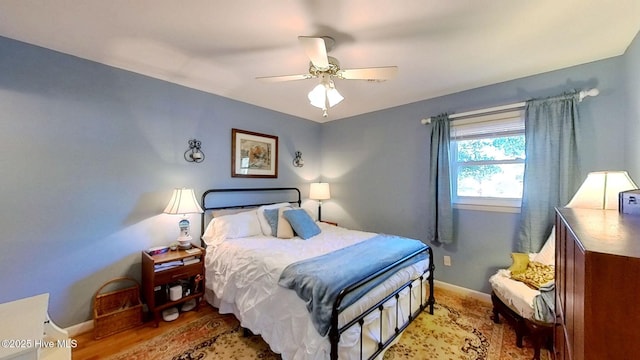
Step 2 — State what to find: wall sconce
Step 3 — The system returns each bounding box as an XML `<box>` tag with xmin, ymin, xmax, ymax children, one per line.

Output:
<box><xmin>293</xmin><ymin>151</ymin><xmax>304</xmax><ymax>167</ymax></box>
<box><xmin>184</xmin><ymin>139</ymin><xmax>205</xmax><ymax>163</ymax></box>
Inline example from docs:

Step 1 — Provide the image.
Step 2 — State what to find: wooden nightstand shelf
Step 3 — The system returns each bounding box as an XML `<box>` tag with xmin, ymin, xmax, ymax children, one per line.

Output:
<box><xmin>141</xmin><ymin>245</ymin><xmax>205</xmax><ymax>326</ymax></box>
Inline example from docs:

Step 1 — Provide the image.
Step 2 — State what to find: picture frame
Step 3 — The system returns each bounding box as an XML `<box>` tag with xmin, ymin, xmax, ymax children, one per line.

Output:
<box><xmin>231</xmin><ymin>128</ymin><xmax>278</xmax><ymax>178</ymax></box>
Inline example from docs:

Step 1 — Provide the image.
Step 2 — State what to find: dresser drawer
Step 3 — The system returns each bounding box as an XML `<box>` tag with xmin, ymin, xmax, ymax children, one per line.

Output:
<box><xmin>154</xmin><ymin>263</ymin><xmax>202</xmax><ymax>284</ymax></box>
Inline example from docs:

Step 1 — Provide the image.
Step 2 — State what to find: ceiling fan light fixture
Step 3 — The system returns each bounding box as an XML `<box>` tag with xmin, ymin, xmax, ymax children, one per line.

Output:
<box><xmin>308</xmin><ymin>83</ymin><xmax>327</xmax><ymax>109</ymax></box>
<box><xmin>326</xmin><ymin>87</ymin><xmax>344</xmax><ymax>107</ymax></box>
<box><xmin>308</xmin><ymin>74</ymin><xmax>344</xmax><ymax>112</ymax></box>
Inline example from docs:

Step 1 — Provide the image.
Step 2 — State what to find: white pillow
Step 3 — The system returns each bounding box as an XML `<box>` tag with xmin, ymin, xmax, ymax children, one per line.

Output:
<box><xmin>276</xmin><ymin>207</ymin><xmax>294</xmax><ymax>239</ymax></box>
<box><xmin>257</xmin><ymin>202</ymin><xmax>292</xmax><ymax>236</ymax></box>
<box><xmin>201</xmin><ymin>218</ymin><xmax>223</xmax><ymax>246</ymax></box>
<box><xmin>201</xmin><ymin>210</ymin><xmax>262</xmax><ymax>246</ymax></box>
<box><xmin>533</xmin><ymin>227</ymin><xmax>555</xmax><ymax>266</ymax></box>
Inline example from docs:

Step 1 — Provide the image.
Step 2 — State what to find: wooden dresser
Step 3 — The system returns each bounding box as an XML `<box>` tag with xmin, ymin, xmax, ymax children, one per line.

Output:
<box><xmin>554</xmin><ymin>208</ymin><xmax>640</xmax><ymax>360</ymax></box>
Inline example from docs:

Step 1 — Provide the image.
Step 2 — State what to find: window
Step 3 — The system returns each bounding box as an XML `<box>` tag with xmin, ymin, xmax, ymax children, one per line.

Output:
<box><xmin>450</xmin><ymin>110</ymin><xmax>525</xmax><ymax>211</ymax></box>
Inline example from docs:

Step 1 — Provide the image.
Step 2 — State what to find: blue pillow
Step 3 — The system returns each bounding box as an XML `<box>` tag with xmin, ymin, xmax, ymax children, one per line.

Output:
<box><xmin>283</xmin><ymin>209</ymin><xmax>321</xmax><ymax>240</ymax></box>
<box><xmin>263</xmin><ymin>208</ymin><xmax>279</xmax><ymax>236</ymax></box>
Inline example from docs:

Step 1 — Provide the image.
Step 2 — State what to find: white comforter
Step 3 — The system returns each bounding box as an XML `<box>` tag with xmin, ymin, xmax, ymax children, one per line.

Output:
<box><xmin>204</xmin><ymin>223</ymin><xmax>429</xmax><ymax>360</ymax></box>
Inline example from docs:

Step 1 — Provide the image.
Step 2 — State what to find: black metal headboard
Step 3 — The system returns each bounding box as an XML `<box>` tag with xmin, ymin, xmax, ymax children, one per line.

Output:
<box><xmin>200</xmin><ymin>187</ymin><xmax>301</xmax><ymax>240</ymax></box>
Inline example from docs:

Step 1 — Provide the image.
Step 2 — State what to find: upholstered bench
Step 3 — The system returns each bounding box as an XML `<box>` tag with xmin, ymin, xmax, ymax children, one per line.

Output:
<box><xmin>488</xmin><ymin>230</ymin><xmax>555</xmax><ymax>360</ymax></box>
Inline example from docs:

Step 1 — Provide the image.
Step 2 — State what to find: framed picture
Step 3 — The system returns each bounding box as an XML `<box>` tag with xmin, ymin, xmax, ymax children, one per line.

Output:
<box><xmin>231</xmin><ymin>128</ymin><xmax>278</xmax><ymax>178</ymax></box>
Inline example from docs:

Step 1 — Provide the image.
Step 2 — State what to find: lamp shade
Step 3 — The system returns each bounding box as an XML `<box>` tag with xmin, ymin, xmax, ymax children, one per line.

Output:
<box><xmin>308</xmin><ymin>84</ymin><xmax>326</xmax><ymax>109</ymax></box>
<box><xmin>309</xmin><ymin>182</ymin><xmax>331</xmax><ymax>200</ymax></box>
<box><xmin>566</xmin><ymin>171</ymin><xmax>638</xmax><ymax>210</ymax></box>
<box><xmin>163</xmin><ymin>188</ymin><xmax>204</xmax><ymax>214</ymax></box>
<box><xmin>326</xmin><ymin>87</ymin><xmax>344</xmax><ymax>107</ymax></box>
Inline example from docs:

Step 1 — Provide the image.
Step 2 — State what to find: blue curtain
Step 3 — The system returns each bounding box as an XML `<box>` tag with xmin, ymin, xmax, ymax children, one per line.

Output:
<box><xmin>427</xmin><ymin>114</ymin><xmax>453</xmax><ymax>244</ymax></box>
<box><xmin>516</xmin><ymin>93</ymin><xmax>582</xmax><ymax>252</ymax></box>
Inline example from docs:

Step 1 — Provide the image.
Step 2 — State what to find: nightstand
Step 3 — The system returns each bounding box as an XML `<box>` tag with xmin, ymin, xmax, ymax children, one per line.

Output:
<box><xmin>141</xmin><ymin>245</ymin><xmax>205</xmax><ymax>326</ymax></box>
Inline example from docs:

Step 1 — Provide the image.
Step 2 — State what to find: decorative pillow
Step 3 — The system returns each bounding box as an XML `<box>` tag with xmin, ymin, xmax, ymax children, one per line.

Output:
<box><xmin>263</xmin><ymin>208</ymin><xmax>279</xmax><ymax>236</ymax></box>
<box><xmin>509</xmin><ymin>253</ymin><xmax>530</xmax><ymax>275</ymax></box>
<box><xmin>276</xmin><ymin>207</ymin><xmax>294</xmax><ymax>239</ymax></box>
<box><xmin>257</xmin><ymin>202</ymin><xmax>292</xmax><ymax>236</ymax></box>
<box><xmin>283</xmin><ymin>208</ymin><xmax>321</xmax><ymax>240</ymax></box>
<box><xmin>201</xmin><ymin>210</ymin><xmax>262</xmax><ymax>246</ymax></box>
<box><xmin>511</xmin><ymin>261</ymin><xmax>555</xmax><ymax>289</ymax></box>
<box><xmin>533</xmin><ymin>227</ymin><xmax>555</xmax><ymax>266</ymax></box>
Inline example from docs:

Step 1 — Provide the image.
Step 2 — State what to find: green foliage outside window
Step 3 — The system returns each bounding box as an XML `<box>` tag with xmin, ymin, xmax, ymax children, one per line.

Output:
<box><xmin>455</xmin><ymin>135</ymin><xmax>525</xmax><ymax>197</ymax></box>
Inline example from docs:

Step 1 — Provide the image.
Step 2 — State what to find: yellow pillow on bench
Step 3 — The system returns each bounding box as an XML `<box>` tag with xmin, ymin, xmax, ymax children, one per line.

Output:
<box><xmin>511</xmin><ymin>261</ymin><xmax>554</xmax><ymax>289</ymax></box>
<box><xmin>508</xmin><ymin>252</ymin><xmax>530</xmax><ymax>275</ymax></box>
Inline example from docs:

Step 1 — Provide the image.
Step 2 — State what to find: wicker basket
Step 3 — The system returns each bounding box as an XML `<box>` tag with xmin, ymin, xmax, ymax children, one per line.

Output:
<box><xmin>93</xmin><ymin>277</ymin><xmax>143</xmax><ymax>339</ymax></box>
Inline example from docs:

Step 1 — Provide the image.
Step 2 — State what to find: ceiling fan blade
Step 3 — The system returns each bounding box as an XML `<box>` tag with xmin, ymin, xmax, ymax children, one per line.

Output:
<box><xmin>256</xmin><ymin>74</ymin><xmax>313</xmax><ymax>82</ymax></box>
<box><xmin>338</xmin><ymin>66</ymin><xmax>398</xmax><ymax>81</ymax></box>
<box><xmin>298</xmin><ymin>36</ymin><xmax>330</xmax><ymax>70</ymax></box>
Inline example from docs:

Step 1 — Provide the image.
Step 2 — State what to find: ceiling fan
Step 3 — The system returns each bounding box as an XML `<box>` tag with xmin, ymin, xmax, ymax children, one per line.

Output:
<box><xmin>256</xmin><ymin>36</ymin><xmax>398</xmax><ymax>117</ymax></box>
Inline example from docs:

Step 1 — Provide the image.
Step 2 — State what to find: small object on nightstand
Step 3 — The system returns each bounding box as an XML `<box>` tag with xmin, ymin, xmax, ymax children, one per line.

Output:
<box><xmin>169</xmin><ymin>285</ymin><xmax>182</xmax><ymax>301</ymax></box>
<box><xmin>162</xmin><ymin>307</ymin><xmax>179</xmax><ymax>322</ymax></box>
<box><xmin>146</xmin><ymin>246</ymin><xmax>169</xmax><ymax>256</ymax></box>
<box><xmin>181</xmin><ymin>299</ymin><xmax>196</xmax><ymax>312</ymax></box>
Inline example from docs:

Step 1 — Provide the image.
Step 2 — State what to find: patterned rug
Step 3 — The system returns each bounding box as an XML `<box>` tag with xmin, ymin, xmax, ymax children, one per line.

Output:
<box><xmin>105</xmin><ymin>288</ymin><xmax>549</xmax><ymax>360</ymax></box>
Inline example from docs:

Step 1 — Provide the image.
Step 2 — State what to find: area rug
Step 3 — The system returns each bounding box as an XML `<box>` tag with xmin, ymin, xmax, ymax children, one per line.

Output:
<box><xmin>382</xmin><ymin>288</ymin><xmax>550</xmax><ymax>360</ymax></box>
<box><xmin>105</xmin><ymin>288</ymin><xmax>549</xmax><ymax>360</ymax></box>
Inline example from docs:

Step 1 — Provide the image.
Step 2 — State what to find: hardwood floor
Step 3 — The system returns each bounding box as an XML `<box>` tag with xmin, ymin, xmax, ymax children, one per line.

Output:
<box><xmin>72</xmin><ymin>303</ymin><xmax>217</xmax><ymax>360</ymax></box>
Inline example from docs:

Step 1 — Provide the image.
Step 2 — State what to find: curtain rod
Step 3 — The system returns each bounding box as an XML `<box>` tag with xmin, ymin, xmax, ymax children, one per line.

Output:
<box><xmin>420</xmin><ymin>88</ymin><xmax>599</xmax><ymax>125</ymax></box>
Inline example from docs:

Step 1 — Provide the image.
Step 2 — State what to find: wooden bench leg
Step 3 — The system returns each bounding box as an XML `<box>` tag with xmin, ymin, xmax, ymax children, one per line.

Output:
<box><xmin>491</xmin><ymin>299</ymin><xmax>501</xmax><ymax>324</ymax></box>
<box><xmin>525</xmin><ymin>319</ymin><xmax>554</xmax><ymax>360</ymax></box>
<box><xmin>491</xmin><ymin>292</ymin><xmax>524</xmax><ymax>348</ymax></box>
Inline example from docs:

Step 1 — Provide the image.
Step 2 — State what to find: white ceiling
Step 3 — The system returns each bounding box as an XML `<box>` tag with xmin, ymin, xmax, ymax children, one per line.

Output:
<box><xmin>0</xmin><ymin>1</ymin><xmax>639</xmax><ymax>123</ymax></box>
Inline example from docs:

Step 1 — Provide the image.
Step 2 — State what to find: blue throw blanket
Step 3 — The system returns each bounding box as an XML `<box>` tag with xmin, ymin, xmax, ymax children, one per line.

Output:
<box><xmin>533</xmin><ymin>281</ymin><xmax>555</xmax><ymax>323</ymax></box>
<box><xmin>278</xmin><ymin>234</ymin><xmax>428</xmax><ymax>336</ymax></box>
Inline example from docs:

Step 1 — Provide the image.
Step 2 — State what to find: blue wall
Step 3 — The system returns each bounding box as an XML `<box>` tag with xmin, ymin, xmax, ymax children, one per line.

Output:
<box><xmin>625</xmin><ymin>31</ymin><xmax>640</xmax><ymax>178</ymax></box>
<box><xmin>0</xmin><ymin>36</ymin><xmax>321</xmax><ymax>327</ymax></box>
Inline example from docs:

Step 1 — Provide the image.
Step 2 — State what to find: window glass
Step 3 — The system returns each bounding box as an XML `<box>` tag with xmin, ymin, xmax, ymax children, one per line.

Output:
<box><xmin>450</xmin><ymin>110</ymin><xmax>525</xmax><ymax>210</ymax></box>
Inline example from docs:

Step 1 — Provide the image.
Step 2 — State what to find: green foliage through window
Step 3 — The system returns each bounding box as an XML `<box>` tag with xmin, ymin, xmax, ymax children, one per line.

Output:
<box><xmin>453</xmin><ymin>135</ymin><xmax>525</xmax><ymax>200</ymax></box>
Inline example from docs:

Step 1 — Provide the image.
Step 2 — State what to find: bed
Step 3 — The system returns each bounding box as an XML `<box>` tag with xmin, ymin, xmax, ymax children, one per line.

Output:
<box><xmin>200</xmin><ymin>188</ymin><xmax>435</xmax><ymax>360</ymax></box>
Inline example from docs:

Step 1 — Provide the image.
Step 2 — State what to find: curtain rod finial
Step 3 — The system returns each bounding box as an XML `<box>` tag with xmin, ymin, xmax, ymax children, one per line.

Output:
<box><xmin>421</xmin><ymin>118</ymin><xmax>431</xmax><ymax>125</ymax></box>
<box><xmin>579</xmin><ymin>88</ymin><xmax>599</xmax><ymax>102</ymax></box>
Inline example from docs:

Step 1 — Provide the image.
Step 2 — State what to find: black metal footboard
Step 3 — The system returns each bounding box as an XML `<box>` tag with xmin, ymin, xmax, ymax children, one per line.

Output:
<box><xmin>329</xmin><ymin>246</ymin><xmax>435</xmax><ymax>360</ymax></box>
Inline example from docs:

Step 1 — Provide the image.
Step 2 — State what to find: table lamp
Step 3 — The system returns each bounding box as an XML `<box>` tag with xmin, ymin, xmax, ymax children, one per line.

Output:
<box><xmin>566</xmin><ymin>171</ymin><xmax>638</xmax><ymax>210</ymax></box>
<box><xmin>309</xmin><ymin>182</ymin><xmax>330</xmax><ymax>221</ymax></box>
<box><xmin>163</xmin><ymin>188</ymin><xmax>204</xmax><ymax>249</ymax></box>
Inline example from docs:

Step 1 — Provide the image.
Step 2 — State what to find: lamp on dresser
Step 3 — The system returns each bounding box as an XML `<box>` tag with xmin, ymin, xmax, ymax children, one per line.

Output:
<box><xmin>566</xmin><ymin>170</ymin><xmax>638</xmax><ymax>210</ymax></box>
<box><xmin>163</xmin><ymin>188</ymin><xmax>204</xmax><ymax>249</ymax></box>
<box><xmin>554</xmin><ymin>171</ymin><xmax>640</xmax><ymax>360</ymax></box>
<box><xmin>309</xmin><ymin>182</ymin><xmax>330</xmax><ymax>222</ymax></box>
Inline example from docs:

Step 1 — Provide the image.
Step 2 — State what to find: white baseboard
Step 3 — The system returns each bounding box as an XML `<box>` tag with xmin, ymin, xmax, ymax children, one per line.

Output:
<box><xmin>65</xmin><ymin>319</ymin><xmax>93</xmax><ymax>337</ymax></box>
<box><xmin>434</xmin><ymin>280</ymin><xmax>491</xmax><ymax>303</ymax></box>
